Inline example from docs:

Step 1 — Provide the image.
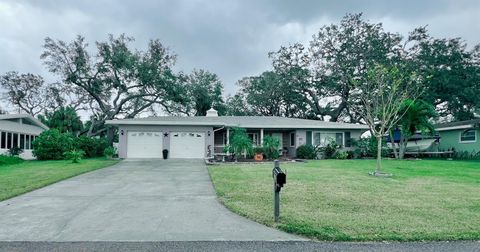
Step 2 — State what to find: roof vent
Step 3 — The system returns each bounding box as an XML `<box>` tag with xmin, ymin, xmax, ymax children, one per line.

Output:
<box><xmin>206</xmin><ymin>108</ymin><xmax>218</xmax><ymax>117</ymax></box>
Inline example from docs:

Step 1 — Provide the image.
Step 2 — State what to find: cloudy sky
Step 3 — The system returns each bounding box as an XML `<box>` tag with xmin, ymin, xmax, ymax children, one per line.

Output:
<box><xmin>1</xmin><ymin>0</ymin><xmax>479</xmax><ymax>97</ymax></box>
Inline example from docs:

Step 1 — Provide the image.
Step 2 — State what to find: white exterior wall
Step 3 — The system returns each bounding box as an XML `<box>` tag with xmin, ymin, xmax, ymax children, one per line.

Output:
<box><xmin>0</xmin><ymin>119</ymin><xmax>44</xmax><ymax>160</ymax></box>
<box><xmin>117</xmin><ymin>125</ymin><xmax>214</xmax><ymax>159</ymax></box>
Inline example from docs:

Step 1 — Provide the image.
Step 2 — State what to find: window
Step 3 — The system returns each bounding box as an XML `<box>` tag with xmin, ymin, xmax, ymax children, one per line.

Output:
<box><xmin>460</xmin><ymin>129</ymin><xmax>477</xmax><ymax>143</ymax></box>
<box><xmin>312</xmin><ymin>132</ymin><xmax>343</xmax><ymax>147</ymax></box>
<box><xmin>20</xmin><ymin>134</ymin><xmax>25</xmax><ymax>149</ymax></box>
<box><xmin>26</xmin><ymin>135</ymin><xmax>31</xmax><ymax>150</ymax></box>
<box><xmin>290</xmin><ymin>132</ymin><xmax>295</xmax><ymax>147</ymax></box>
<box><xmin>344</xmin><ymin>131</ymin><xmax>352</xmax><ymax>147</ymax></box>
<box><xmin>6</xmin><ymin>133</ymin><xmax>12</xmax><ymax>149</ymax></box>
<box><xmin>12</xmin><ymin>133</ymin><xmax>18</xmax><ymax>148</ymax></box>
<box><xmin>335</xmin><ymin>133</ymin><xmax>343</xmax><ymax>147</ymax></box>
<box><xmin>313</xmin><ymin>132</ymin><xmax>321</xmax><ymax>146</ymax></box>
<box><xmin>247</xmin><ymin>133</ymin><xmax>259</xmax><ymax>145</ymax></box>
<box><xmin>0</xmin><ymin>132</ymin><xmax>5</xmax><ymax>149</ymax></box>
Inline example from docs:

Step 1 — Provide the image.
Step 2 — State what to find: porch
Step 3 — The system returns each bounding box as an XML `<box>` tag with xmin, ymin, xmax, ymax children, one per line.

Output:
<box><xmin>213</xmin><ymin>128</ymin><xmax>297</xmax><ymax>158</ymax></box>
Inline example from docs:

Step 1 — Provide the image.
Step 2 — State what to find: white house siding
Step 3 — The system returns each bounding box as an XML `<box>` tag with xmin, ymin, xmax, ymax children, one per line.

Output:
<box><xmin>117</xmin><ymin>125</ymin><xmax>214</xmax><ymax>159</ymax></box>
<box><xmin>0</xmin><ymin>119</ymin><xmax>44</xmax><ymax>160</ymax></box>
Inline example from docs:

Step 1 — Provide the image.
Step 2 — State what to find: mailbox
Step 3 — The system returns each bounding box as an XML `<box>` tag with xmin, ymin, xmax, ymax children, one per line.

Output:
<box><xmin>272</xmin><ymin>166</ymin><xmax>286</xmax><ymax>192</ymax></box>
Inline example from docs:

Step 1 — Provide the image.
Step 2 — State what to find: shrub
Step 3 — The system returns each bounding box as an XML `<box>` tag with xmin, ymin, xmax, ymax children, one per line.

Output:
<box><xmin>32</xmin><ymin>129</ymin><xmax>75</xmax><ymax>160</ymax></box>
<box><xmin>75</xmin><ymin>136</ymin><xmax>108</xmax><ymax>158</ymax></box>
<box><xmin>263</xmin><ymin>136</ymin><xmax>280</xmax><ymax>159</ymax></box>
<box><xmin>8</xmin><ymin>146</ymin><xmax>23</xmax><ymax>157</ymax></box>
<box><xmin>104</xmin><ymin>146</ymin><xmax>116</xmax><ymax>158</ymax></box>
<box><xmin>253</xmin><ymin>146</ymin><xmax>264</xmax><ymax>154</ymax></box>
<box><xmin>0</xmin><ymin>155</ymin><xmax>23</xmax><ymax>166</ymax></box>
<box><xmin>320</xmin><ymin>142</ymin><xmax>339</xmax><ymax>159</ymax></box>
<box><xmin>355</xmin><ymin>136</ymin><xmax>389</xmax><ymax>158</ymax></box>
<box><xmin>296</xmin><ymin>145</ymin><xmax>317</xmax><ymax>159</ymax></box>
<box><xmin>224</xmin><ymin>127</ymin><xmax>253</xmax><ymax>160</ymax></box>
<box><xmin>64</xmin><ymin>149</ymin><xmax>85</xmax><ymax>163</ymax></box>
<box><xmin>345</xmin><ymin>150</ymin><xmax>355</xmax><ymax>159</ymax></box>
<box><xmin>335</xmin><ymin>151</ymin><xmax>348</xmax><ymax>159</ymax></box>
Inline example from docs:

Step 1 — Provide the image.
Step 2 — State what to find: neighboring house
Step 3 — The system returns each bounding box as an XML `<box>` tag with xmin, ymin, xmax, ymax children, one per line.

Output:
<box><xmin>0</xmin><ymin>114</ymin><xmax>49</xmax><ymax>159</ymax></box>
<box><xmin>106</xmin><ymin>109</ymin><xmax>369</xmax><ymax>159</ymax></box>
<box><xmin>433</xmin><ymin>119</ymin><xmax>480</xmax><ymax>153</ymax></box>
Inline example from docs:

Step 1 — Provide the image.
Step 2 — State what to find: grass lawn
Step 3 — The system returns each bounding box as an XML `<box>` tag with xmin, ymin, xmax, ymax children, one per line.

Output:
<box><xmin>0</xmin><ymin>158</ymin><xmax>119</xmax><ymax>201</ymax></box>
<box><xmin>208</xmin><ymin>159</ymin><xmax>480</xmax><ymax>241</ymax></box>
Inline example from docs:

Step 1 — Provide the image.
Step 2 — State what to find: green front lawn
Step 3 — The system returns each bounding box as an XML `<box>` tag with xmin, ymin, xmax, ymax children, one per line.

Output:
<box><xmin>0</xmin><ymin>158</ymin><xmax>119</xmax><ymax>201</ymax></box>
<box><xmin>208</xmin><ymin>159</ymin><xmax>480</xmax><ymax>241</ymax></box>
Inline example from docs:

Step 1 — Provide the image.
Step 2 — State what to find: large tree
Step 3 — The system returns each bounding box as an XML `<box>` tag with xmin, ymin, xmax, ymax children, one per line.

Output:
<box><xmin>269</xmin><ymin>13</ymin><xmax>405</xmax><ymax>122</ymax></box>
<box><xmin>409</xmin><ymin>28</ymin><xmax>480</xmax><ymax>121</ymax></box>
<box><xmin>171</xmin><ymin>69</ymin><xmax>226</xmax><ymax>116</ymax></box>
<box><xmin>38</xmin><ymin>106</ymin><xmax>84</xmax><ymax>135</ymax></box>
<box><xmin>41</xmin><ymin>34</ymin><xmax>186</xmax><ymax>143</ymax></box>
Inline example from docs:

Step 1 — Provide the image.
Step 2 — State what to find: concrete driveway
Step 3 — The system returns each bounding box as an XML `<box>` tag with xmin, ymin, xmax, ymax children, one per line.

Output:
<box><xmin>0</xmin><ymin>159</ymin><xmax>303</xmax><ymax>241</ymax></box>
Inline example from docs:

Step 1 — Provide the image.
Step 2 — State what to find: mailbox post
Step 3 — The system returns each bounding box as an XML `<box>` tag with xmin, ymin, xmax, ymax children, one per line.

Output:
<box><xmin>272</xmin><ymin>160</ymin><xmax>286</xmax><ymax>222</ymax></box>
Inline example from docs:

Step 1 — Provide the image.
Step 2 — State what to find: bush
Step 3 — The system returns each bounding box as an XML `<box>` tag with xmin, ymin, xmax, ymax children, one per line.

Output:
<box><xmin>224</xmin><ymin>127</ymin><xmax>253</xmax><ymax>160</ymax></box>
<box><xmin>64</xmin><ymin>149</ymin><xmax>85</xmax><ymax>163</ymax></box>
<box><xmin>32</xmin><ymin>129</ymin><xmax>75</xmax><ymax>160</ymax></box>
<box><xmin>296</xmin><ymin>145</ymin><xmax>317</xmax><ymax>159</ymax></box>
<box><xmin>75</xmin><ymin>136</ymin><xmax>108</xmax><ymax>158</ymax></box>
<box><xmin>253</xmin><ymin>146</ymin><xmax>264</xmax><ymax>154</ymax></box>
<box><xmin>263</xmin><ymin>136</ymin><xmax>280</xmax><ymax>159</ymax></box>
<box><xmin>320</xmin><ymin>142</ymin><xmax>339</xmax><ymax>159</ymax></box>
<box><xmin>0</xmin><ymin>155</ymin><xmax>23</xmax><ymax>166</ymax></box>
<box><xmin>104</xmin><ymin>146</ymin><xmax>116</xmax><ymax>158</ymax></box>
<box><xmin>8</xmin><ymin>146</ymin><xmax>23</xmax><ymax>157</ymax></box>
<box><xmin>355</xmin><ymin>136</ymin><xmax>390</xmax><ymax>158</ymax></box>
<box><xmin>335</xmin><ymin>151</ymin><xmax>348</xmax><ymax>159</ymax></box>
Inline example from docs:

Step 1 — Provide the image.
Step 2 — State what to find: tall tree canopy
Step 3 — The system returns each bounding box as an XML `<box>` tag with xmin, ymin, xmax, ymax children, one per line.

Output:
<box><xmin>171</xmin><ymin>69</ymin><xmax>226</xmax><ymax>116</ymax></box>
<box><xmin>40</xmin><ymin>34</ymin><xmax>186</xmax><ymax>142</ymax></box>
<box><xmin>38</xmin><ymin>106</ymin><xmax>84</xmax><ymax>135</ymax></box>
<box><xmin>229</xmin><ymin>13</ymin><xmax>480</xmax><ymax>122</ymax></box>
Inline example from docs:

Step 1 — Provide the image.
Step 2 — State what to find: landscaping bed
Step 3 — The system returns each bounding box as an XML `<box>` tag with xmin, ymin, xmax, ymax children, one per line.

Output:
<box><xmin>208</xmin><ymin>159</ymin><xmax>480</xmax><ymax>241</ymax></box>
<box><xmin>0</xmin><ymin>158</ymin><xmax>119</xmax><ymax>201</ymax></box>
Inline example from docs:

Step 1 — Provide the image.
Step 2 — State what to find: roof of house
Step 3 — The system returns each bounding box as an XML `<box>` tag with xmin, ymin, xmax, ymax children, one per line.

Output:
<box><xmin>0</xmin><ymin>114</ymin><xmax>49</xmax><ymax>131</ymax></box>
<box><xmin>434</xmin><ymin>119</ymin><xmax>480</xmax><ymax>131</ymax></box>
<box><xmin>106</xmin><ymin>116</ymin><xmax>370</xmax><ymax>130</ymax></box>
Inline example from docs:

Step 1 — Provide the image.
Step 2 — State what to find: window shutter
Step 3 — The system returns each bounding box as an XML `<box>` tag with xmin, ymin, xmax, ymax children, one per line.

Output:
<box><xmin>345</xmin><ymin>131</ymin><xmax>351</xmax><ymax>147</ymax></box>
<box><xmin>306</xmin><ymin>131</ymin><xmax>312</xmax><ymax>146</ymax></box>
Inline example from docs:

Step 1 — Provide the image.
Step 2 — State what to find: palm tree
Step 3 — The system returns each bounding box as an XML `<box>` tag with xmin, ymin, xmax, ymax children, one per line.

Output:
<box><xmin>394</xmin><ymin>99</ymin><xmax>437</xmax><ymax>159</ymax></box>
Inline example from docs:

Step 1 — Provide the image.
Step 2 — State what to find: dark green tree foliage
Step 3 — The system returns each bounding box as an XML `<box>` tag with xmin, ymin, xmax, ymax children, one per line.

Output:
<box><xmin>410</xmin><ymin>28</ymin><xmax>480</xmax><ymax>120</ymax></box>
<box><xmin>392</xmin><ymin>99</ymin><xmax>437</xmax><ymax>159</ymax></box>
<box><xmin>232</xmin><ymin>13</ymin><xmax>480</xmax><ymax>122</ymax></box>
<box><xmin>32</xmin><ymin>129</ymin><xmax>75</xmax><ymax>160</ymax></box>
<box><xmin>41</xmin><ymin>34</ymin><xmax>185</xmax><ymax>144</ymax></box>
<box><xmin>38</xmin><ymin>106</ymin><xmax>83</xmax><ymax>134</ymax></box>
<box><xmin>173</xmin><ymin>69</ymin><xmax>226</xmax><ymax>116</ymax></box>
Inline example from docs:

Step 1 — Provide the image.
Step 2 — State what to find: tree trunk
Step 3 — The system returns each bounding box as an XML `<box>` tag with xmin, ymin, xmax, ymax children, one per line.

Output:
<box><xmin>389</xmin><ymin>131</ymin><xmax>399</xmax><ymax>159</ymax></box>
<box><xmin>399</xmin><ymin>134</ymin><xmax>408</xmax><ymax>159</ymax></box>
<box><xmin>106</xmin><ymin>126</ymin><xmax>115</xmax><ymax>147</ymax></box>
<box><xmin>376</xmin><ymin>135</ymin><xmax>382</xmax><ymax>173</ymax></box>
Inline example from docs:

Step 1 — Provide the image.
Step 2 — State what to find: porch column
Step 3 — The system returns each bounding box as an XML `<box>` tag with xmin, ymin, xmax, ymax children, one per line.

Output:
<box><xmin>260</xmin><ymin>128</ymin><xmax>264</xmax><ymax>146</ymax></box>
<box><xmin>226</xmin><ymin>127</ymin><xmax>230</xmax><ymax>155</ymax></box>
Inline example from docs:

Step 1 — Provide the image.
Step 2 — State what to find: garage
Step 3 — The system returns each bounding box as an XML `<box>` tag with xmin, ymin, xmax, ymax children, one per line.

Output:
<box><xmin>169</xmin><ymin>132</ymin><xmax>205</xmax><ymax>158</ymax></box>
<box><xmin>127</xmin><ymin>131</ymin><xmax>163</xmax><ymax>158</ymax></box>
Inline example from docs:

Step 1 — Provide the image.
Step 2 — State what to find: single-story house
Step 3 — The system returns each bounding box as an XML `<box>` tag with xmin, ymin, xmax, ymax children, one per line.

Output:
<box><xmin>106</xmin><ymin>109</ymin><xmax>369</xmax><ymax>159</ymax></box>
<box><xmin>433</xmin><ymin>119</ymin><xmax>480</xmax><ymax>153</ymax></box>
<box><xmin>0</xmin><ymin>114</ymin><xmax>49</xmax><ymax>159</ymax></box>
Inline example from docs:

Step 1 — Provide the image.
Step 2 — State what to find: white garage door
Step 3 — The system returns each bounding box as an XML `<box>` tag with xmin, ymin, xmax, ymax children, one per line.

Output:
<box><xmin>170</xmin><ymin>132</ymin><xmax>205</xmax><ymax>158</ymax></box>
<box><xmin>127</xmin><ymin>131</ymin><xmax>163</xmax><ymax>158</ymax></box>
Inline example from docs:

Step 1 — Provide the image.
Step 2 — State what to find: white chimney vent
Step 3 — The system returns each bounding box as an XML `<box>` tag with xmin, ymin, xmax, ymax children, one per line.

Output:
<box><xmin>206</xmin><ymin>108</ymin><xmax>218</xmax><ymax>117</ymax></box>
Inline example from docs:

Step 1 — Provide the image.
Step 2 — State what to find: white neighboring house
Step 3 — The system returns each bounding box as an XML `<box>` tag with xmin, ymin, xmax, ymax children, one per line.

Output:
<box><xmin>0</xmin><ymin>114</ymin><xmax>49</xmax><ymax>159</ymax></box>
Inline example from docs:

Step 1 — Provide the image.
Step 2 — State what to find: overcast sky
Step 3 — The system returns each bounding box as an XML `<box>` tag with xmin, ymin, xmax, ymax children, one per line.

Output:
<box><xmin>1</xmin><ymin>0</ymin><xmax>479</xmax><ymax>97</ymax></box>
